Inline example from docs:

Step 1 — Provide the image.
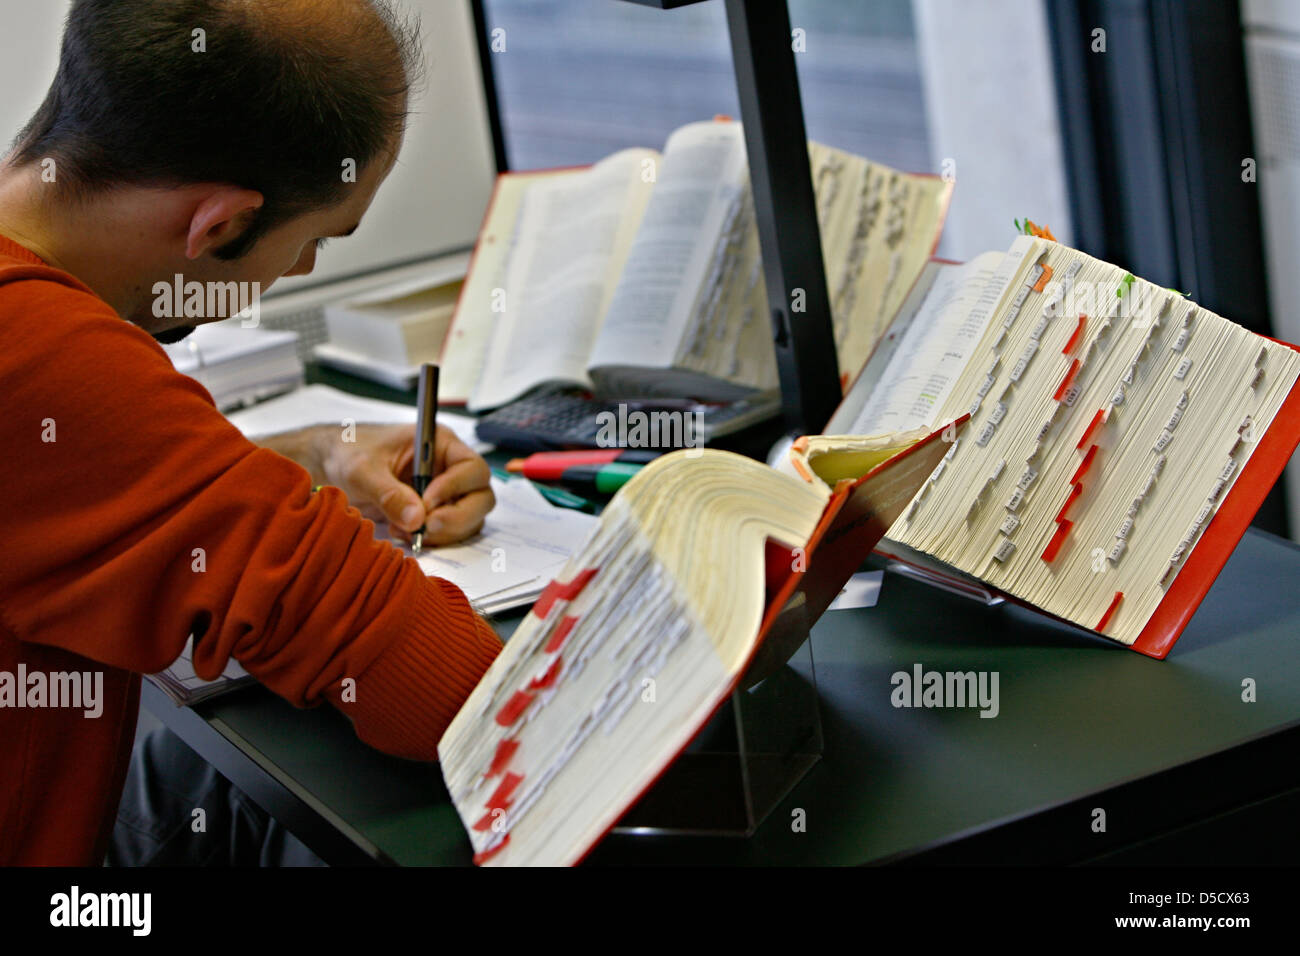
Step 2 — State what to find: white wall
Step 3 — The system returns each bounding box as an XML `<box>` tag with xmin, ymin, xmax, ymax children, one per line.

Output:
<box><xmin>912</xmin><ymin>0</ymin><xmax>1073</xmax><ymax>260</ymax></box>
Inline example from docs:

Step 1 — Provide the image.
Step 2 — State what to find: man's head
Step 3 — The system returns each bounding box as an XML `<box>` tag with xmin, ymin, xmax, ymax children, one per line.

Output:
<box><xmin>0</xmin><ymin>0</ymin><xmax>421</xmax><ymax>335</ymax></box>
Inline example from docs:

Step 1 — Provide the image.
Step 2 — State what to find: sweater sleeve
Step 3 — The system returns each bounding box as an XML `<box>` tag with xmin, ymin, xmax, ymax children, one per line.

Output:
<box><xmin>0</xmin><ymin>277</ymin><xmax>501</xmax><ymax>759</ymax></box>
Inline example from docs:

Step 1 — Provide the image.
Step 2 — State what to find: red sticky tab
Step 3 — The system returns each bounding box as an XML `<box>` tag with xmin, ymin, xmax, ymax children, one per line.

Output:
<box><xmin>1055</xmin><ymin>484</ymin><xmax>1083</xmax><ymax>524</ymax></box>
<box><xmin>527</xmin><ymin>656</ymin><xmax>563</xmax><ymax>691</ymax></box>
<box><xmin>1077</xmin><ymin>408</ymin><xmax>1105</xmax><ymax>450</ymax></box>
<box><xmin>472</xmin><ymin>809</ymin><xmax>501</xmax><ymax>833</ymax></box>
<box><xmin>486</xmin><ymin>771</ymin><xmax>525</xmax><ymax>812</ymax></box>
<box><xmin>1041</xmin><ymin>519</ymin><xmax>1072</xmax><ymax>563</ymax></box>
<box><xmin>1070</xmin><ymin>444</ymin><xmax>1098</xmax><ymax>485</ymax></box>
<box><xmin>1095</xmin><ymin>591</ymin><xmax>1124</xmax><ymax>632</ymax></box>
<box><xmin>495</xmin><ymin>689</ymin><xmax>534</xmax><ymax>727</ymax></box>
<box><xmin>544</xmin><ymin>615</ymin><xmax>578</xmax><ymax>654</ymax></box>
<box><xmin>1053</xmin><ymin>359</ymin><xmax>1081</xmax><ymax>401</ymax></box>
<box><xmin>485</xmin><ymin>738</ymin><xmax>520</xmax><ymax>778</ymax></box>
<box><xmin>473</xmin><ymin>834</ymin><xmax>510</xmax><ymax>865</ymax></box>
<box><xmin>1063</xmin><ymin>314</ymin><xmax>1086</xmax><ymax>355</ymax></box>
<box><xmin>1032</xmin><ymin>263</ymin><xmax>1054</xmax><ymax>293</ymax></box>
<box><xmin>532</xmin><ymin>567</ymin><xmax>599</xmax><ymax>618</ymax></box>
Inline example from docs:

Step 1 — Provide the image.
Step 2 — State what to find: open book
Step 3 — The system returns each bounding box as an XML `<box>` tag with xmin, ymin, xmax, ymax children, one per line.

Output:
<box><xmin>788</xmin><ymin>235</ymin><xmax>1300</xmax><ymax>657</ymax></box>
<box><xmin>440</xmin><ymin>119</ymin><xmax>951</xmax><ymax>409</ymax></box>
<box><xmin>438</xmin><ymin>422</ymin><xmax>960</xmax><ymax>866</ymax></box>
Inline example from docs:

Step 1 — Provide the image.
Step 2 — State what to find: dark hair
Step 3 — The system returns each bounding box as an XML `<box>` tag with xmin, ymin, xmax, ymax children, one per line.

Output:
<box><xmin>9</xmin><ymin>0</ymin><xmax>422</xmax><ymax>258</ymax></box>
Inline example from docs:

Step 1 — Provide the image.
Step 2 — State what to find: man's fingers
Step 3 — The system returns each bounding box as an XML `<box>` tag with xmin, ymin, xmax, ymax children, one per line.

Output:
<box><xmin>422</xmin><ymin>455</ymin><xmax>491</xmax><ymax>510</ymax></box>
<box><xmin>348</xmin><ymin>457</ymin><xmax>427</xmax><ymax>531</ymax></box>
<box><xmin>420</xmin><ymin>487</ymin><xmax>494</xmax><ymax>546</ymax></box>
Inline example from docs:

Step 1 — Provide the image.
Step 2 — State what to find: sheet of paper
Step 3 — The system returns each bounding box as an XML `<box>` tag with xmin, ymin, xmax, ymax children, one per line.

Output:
<box><xmin>412</xmin><ymin>476</ymin><xmax>598</xmax><ymax>607</ymax></box>
<box><xmin>226</xmin><ymin>383</ymin><xmax>488</xmax><ymax>453</ymax></box>
<box><xmin>827</xmin><ymin>570</ymin><xmax>883</xmax><ymax>611</ymax></box>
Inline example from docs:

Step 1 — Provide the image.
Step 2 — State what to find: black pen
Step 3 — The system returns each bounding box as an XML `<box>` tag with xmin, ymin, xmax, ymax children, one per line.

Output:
<box><xmin>411</xmin><ymin>363</ymin><xmax>439</xmax><ymax>554</ymax></box>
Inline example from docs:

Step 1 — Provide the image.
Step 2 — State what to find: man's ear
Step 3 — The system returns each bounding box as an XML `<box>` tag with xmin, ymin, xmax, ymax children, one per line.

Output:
<box><xmin>184</xmin><ymin>186</ymin><xmax>264</xmax><ymax>260</ymax></box>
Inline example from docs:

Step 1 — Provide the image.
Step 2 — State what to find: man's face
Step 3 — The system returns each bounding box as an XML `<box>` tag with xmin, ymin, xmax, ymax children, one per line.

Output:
<box><xmin>134</xmin><ymin>143</ymin><xmax>399</xmax><ymax>336</ymax></box>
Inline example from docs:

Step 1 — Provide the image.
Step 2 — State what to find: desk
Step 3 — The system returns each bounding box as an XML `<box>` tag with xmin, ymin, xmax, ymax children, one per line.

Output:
<box><xmin>144</xmin><ymin>378</ymin><xmax>1300</xmax><ymax>864</ymax></box>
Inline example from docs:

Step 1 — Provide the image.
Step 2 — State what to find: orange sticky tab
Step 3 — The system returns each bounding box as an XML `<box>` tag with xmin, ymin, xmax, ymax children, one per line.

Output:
<box><xmin>1041</xmin><ymin>519</ymin><xmax>1072</xmax><ymax>563</ymax></box>
<box><xmin>532</xmin><ymin>567</ymin><xmax>598</xmax><ymax>618</ymax></box>
<box><xmin>1053</xmin><ymin>359</ymin><xmax>1081</xmax><ymax>401</ymax></box>
<box><xmin>790</xmin><ymin>454</ymin><xmax>813</xmax><ymax>483</ymax></box>
<box><xmin>1070</xmin><ymin>444</ymin><xmax>1098</xmax><ymax>485</ymax></box>
<box><xmin>486</xmin><ymin>738</ymin><xmax>520</xmax><ymax>778</ymax></box>
<box><xmin>544</xmin><ymin>615</ymin><xmax>578</xmax><ymax>654</ymax></box>
<box><xmin>1095</xmin><ymin>591</ymin><xmax>1124</xmax><ymax>632</ymax></box>
<box><xmin>486</xmin><ymin>771</ymin><xmax>525</xmax><ymax>812</ymax></box>
<box><xmin>1077</xmin><ymin>408</ymin><xmax>1105</xmax><ymax>450</ymax></box>
<box><xmin>495</xmin><ymin>689</ymin><xmax>534</xmax><ymax>727</ymax></box>
<box><xmin>527</xmin><ymin>656</ymin><xmax>563</xmax><ymax>691</ymax></box>
<box><xmin>473</xmin><ymin>834</ymin><xmax>510</xmax><ymax>865</ymax></box>
<box><xmin>792</xmin><ymin>436</ymin><xmax>809</xmax><ymax>453</ymax></box>
<box><xmin>1055</xmin><ymin>483</ymin><xmax>1083</xmax><ymax>524</ymax></box>
<box><xmin>1063</xmin><ymin>314</ymin><xmax>1086</xmax><ymax>354</ymax></box>
<box><xmin>1032</xmin><ymin>263</ymin><xmax>1054</xmax><ymax>293</ymax></box>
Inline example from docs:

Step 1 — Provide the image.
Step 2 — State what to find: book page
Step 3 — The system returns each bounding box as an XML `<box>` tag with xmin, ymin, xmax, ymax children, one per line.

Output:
<box><xmin>441</xmin><ymin>170</ymin><xmax>574</xmax><ymax>404</ymax></box>
<box><xmin>812</xmin><ymin>144</ymin><xmax>953</xmax><ymax>383</ymax></box>
<box><xmin>468</xmin><ymin>149</ymin><xmax>658</xmax><ymax>410</ymax></box>
<box><xmin>588</xmin><ymin>122</ymin><xmax>751</xmax><ymax>374</ymax></box>
<box><xmin>845</xmin><ymin>249</ymin><xmax>1014</xmax><ymax>435</ymax></box>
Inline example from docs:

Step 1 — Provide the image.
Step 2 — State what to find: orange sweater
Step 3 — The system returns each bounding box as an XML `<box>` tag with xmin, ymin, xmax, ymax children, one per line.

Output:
<box><xmin>0</xmin><ymin>235</ymin><xmax>503</xmax><ymax>865</ymax></box>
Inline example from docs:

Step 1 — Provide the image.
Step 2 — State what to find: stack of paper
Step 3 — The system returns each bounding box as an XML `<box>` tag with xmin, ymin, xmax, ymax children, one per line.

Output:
<box><xmin>410</xmin><ymin>475</ymin><xmax>598</xmax><ymax>615</ymax></box>
<box><xmin>164</xmin><ymin>320</ymin><xmax>304</xmax><ymax>411</ymax></box>
<box><xmin>147</xmin><ymin>637</ymin><xmax>255</xmax><ymax>706</ymax></box>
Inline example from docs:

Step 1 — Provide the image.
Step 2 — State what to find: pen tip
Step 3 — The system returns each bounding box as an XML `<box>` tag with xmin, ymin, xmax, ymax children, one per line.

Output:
<box><xmin>505</xmin><ymin>458</ymin><xmax>526</xmax><ymax>473</ymax></box>
<box><xmin>412</xmin><ymin>532</ymin><xmax>423</xmax><ymax>555</ymax></box>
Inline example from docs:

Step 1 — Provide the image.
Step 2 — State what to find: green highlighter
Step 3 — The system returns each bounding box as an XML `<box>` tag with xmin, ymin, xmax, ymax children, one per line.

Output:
<box><xmin>549</xmin><ymin>462</ymin><xmax>643</xmax><ymax>496</ymax></box>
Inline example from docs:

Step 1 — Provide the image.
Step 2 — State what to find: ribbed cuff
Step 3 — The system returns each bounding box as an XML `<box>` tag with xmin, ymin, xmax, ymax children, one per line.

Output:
<box><xmin>344</xmin><ymin>574</ymin><xmax>503</xmax><ymax>761</ymax></box>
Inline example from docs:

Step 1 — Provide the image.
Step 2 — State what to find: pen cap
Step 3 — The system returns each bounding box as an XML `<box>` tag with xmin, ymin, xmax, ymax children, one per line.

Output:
<box><xmin>414</xmin><ymin>363</ymin><xmax>440</xmax><ymax>477</ymax></box>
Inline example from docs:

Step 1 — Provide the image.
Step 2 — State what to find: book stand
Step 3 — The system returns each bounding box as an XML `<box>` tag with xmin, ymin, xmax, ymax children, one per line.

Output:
<box><xmin>612</xmin><ymin>598</ymin><xmax>823</xmax><ymax>837</ymax></box>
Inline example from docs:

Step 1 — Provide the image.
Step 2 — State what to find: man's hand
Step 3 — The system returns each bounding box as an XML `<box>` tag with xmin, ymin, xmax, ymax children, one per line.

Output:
<box><xmin>308</xmin><ymin>423</ymin><xmax>494</xmax><ymax>546</ymax></box>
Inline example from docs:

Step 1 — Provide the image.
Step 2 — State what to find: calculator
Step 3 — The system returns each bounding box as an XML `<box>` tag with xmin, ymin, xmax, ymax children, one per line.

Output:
<box><xmin>474</xmin><ymin>387</ymin><xmax>783</xmax><ymax>454</ymax></box>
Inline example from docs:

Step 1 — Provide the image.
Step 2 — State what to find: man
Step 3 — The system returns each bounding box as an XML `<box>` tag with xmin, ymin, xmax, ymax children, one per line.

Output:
<box><xmin>0</xmin><ymin>0</ymin><xmax>502</xmax><ymax>864</ymax></box>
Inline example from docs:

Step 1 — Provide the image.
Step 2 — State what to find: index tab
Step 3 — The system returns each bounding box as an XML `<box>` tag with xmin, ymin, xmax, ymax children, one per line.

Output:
<box><xmin>1077</xmin><ymin>408</ymin><xmax>1106</xmax><ymax>449</ymax></box>
<box><xmin>495</xmin><ymin>689</ymin><xmax>535</xmax><ymax>727</ymax></box>
<box><xmin>1095</xmin><ymin>591</ymin><xmax>1124</xmax><ymax>632</ymax></box>
<box><xmin>1041</xmin><ymin>519</ymin><xmax>1072</xmax><ymax>563</ymax></box>
<box><xmin>1053</xmin><ymin>359</ymin><xmax>1081</xmax><ymax>402</ymax></box>
<box><xmin>486</xmin><ymin>738</ymin><xmax>521</xmax><ymax>778</ymax></box>
<box><xmin>486</xmin><ymin>771</ymin><xmax>525</xmax><ymax>813</ymax></box>
<box><xmin>472</xmin><ymin>834</ymin><xmax>510</xmax><ymax>865</ymax></box>
<box><xmin>1063</xmin><ymin>314</ymin><xmax>1086</xmax><ymax>355</ymax></box>
<box><xmin>1032</xmin><ymin>263</ymin><xmax>1054</xmax><ymax>293</ymax></box>
<box><xmin>533</xmin><ymin>567</ymin><xmax>599</xmax><ymax>618</ymax></box>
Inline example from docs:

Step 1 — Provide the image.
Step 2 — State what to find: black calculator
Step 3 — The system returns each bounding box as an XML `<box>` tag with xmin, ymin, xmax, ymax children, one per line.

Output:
<box><xmin>474</xmin><ymin>387</ymin><xmax>782</xmax><ymax>454</ymax></box>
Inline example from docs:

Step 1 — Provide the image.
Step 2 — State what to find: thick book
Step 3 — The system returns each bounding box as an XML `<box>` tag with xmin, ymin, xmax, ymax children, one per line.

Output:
<box><xmin>437</xmin><ymin>421</ymin><xmax>962</xmax><ymax>866</ymax></box>
<box><xmin>436</xmin><ymin>118</ymin><xmax>952</xmax><ymax>409</ymax></box>
<box><xmin>792</xmin><ymin>235</ymin><xmax>1300</xmax><ymax>658</ymax></box>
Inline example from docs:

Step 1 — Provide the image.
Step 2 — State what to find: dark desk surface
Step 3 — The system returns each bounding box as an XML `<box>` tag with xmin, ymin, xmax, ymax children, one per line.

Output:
<box><xmin>145</xmin><ymin>513</ymin><xmax>1300</xmax><ymax>866</ymax></box>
